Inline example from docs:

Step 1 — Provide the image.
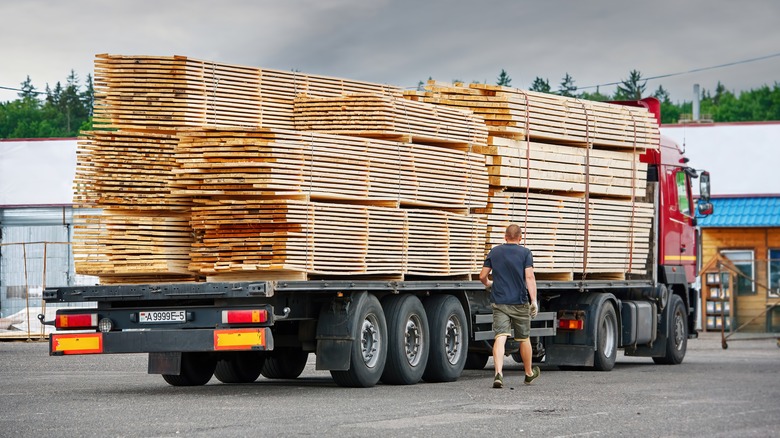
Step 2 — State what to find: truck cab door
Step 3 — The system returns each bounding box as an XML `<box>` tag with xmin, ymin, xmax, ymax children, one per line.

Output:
<box><xmin>673</xmin><ymin>169</ymin><xmax>697</xmax><ymax>282</ymax></box>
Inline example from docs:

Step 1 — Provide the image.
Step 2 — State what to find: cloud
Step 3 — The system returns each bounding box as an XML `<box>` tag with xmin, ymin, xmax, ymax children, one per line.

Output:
<box><xmin>1</xmin><ymin>0</ymin><xmax>779</xmax><ymax>103</ymax></box>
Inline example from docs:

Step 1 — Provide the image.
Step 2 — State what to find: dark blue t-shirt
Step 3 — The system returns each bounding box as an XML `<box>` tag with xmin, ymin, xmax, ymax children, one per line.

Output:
<box><xmin>483</xmin><ymin>243</ymin><xmax>533</xmax><ymax>305</ymax></box>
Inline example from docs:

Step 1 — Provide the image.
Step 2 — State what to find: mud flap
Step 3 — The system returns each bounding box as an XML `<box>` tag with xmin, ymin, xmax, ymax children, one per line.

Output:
<box><xmin>148</xmin><ymin>352</ymin><xmax>181</xmax><ymax>375</ymax></box>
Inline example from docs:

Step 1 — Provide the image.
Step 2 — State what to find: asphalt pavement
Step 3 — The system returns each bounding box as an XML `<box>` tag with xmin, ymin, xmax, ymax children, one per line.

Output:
<box><xmin>0</xmin><ymin>332</ymin><xmax>778</xmax><ymax>437</ymax></box>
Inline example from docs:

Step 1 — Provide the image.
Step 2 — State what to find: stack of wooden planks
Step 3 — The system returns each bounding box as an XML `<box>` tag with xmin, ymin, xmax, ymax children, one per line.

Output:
<box><xmin>73</xmin><ymin>53</ymin><xmax>662</xmax><ymax>283</ymax></box>
<box><xmin>72</xmin><ymin>129</ymin><xmax>197</xmax><ymax>282</ymax></box>
<box><xmin>77</xmin><ymin>54</ymin><xmax>491</xmax><ymax>282</ymax></box>
<box><xmin>175</xmin><ymin>127</ymin><xmax>489</xmax><ymax>279</ymax></box>
<box><xmin>477</xmin><ymin>192</ymin><xmax>653</xmax><ymax>275</ymax></box>
<box><xmin>186</xmin><ymin>199</ymin><xmax>486</xmax><ymax>279</ymax></box>
<box><xmin>406</xmin><ymin>82</ymin><xmax>659</xmax><ymax>148</ymax></box>
<box><xmin>72</xmin><ymin>208</ymin><xmax>196</xmax><ymax>283</ymax></box>
<box><xmin>409</xmin><ymin>81</ymin><xmax>659</xmax><ymax>279</ymax></box>
<box><xmin>172</xmin><ymin>128</ymin><xmax>488</xmax><ymax>210</ymax></box>
<box><xmin>293</xmin><ymin>93</ymin><xmax>489</xmax><ymax>147</ymax></box>
<box><xmin>476</xmin><ymin>136</ymin><xmax>647</xmax><ymax>198</ymax></box>
<box><xmin>93</xmin><ymin>54</ymin><xmax>402</xmax><ymax>131</ymax></box>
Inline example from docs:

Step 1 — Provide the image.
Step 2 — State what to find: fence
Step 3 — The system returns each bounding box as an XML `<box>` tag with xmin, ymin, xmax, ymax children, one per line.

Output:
<box><xmin>0</xmin><ymin>241</ymin><xmax>96</xmax><ymax>340</ymax></box>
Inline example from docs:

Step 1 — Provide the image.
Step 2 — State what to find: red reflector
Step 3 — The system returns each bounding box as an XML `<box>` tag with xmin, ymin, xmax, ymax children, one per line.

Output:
<box><xmin>55</xmin><ymin>313</ymin><xmax>98</xmax><ymax>329</ymax></box>
<box><xmin>223</xmin><ymin>309</ymin><xmax>268</xmax><ymax>324</ymax></box>
<box><xmin>559</xmin><ymin>319</ymin><xmax>584</xmax><ymax>330</ymax></box>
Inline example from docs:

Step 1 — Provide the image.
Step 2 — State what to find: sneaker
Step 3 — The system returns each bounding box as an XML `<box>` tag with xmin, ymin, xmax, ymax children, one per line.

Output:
<box><xmin>524</xmin><ymin>366</ymin><xmax>540</xmax><ymax>385</ymax></box>
<box><xmin>493</xmin><ymin>373</ymin><xmax>503</xmax><ymax>388</ymax></box>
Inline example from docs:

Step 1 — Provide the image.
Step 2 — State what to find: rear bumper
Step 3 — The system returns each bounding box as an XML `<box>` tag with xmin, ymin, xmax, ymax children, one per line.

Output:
<box><xmin>50</xmin><ymin>328</ymin><xmax>274</xmax><ymax>355</ymax></box>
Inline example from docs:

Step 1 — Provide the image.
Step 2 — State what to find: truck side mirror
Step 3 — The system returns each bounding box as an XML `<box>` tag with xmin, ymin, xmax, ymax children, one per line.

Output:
<box><xmin>697</xmin><ymin>200</ymin><xmax>713</xmax><ymax>216</ymax></box>
<box><xmin>699</xmin><ymin>171</ymin><xmax>711</xmax><ymax>201</ymax></box>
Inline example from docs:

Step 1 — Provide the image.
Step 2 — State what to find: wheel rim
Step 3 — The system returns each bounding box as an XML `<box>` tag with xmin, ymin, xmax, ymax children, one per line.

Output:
<box><xmin>361</xmin><ymin>313</ymin><xmax>382</xmax><ymax>368</ymax></box>
<box><xmin>444</xmin><ymin>315</ymin><xmax>463</xmax><ymax>365</ymax></box>
<box><xmin>673</xmin><ymin>310</ymin><xmax>686</xmax><ymax>352</ymax></box>
<box><xmin>600</xmin><ymin>312</ymin><xmax>617</xmax><ymax>357</ymax></box>
<box><xmin>404</xmin><ymin>314</ymin><xmax>424</xmax><ymax>367</ymax></box>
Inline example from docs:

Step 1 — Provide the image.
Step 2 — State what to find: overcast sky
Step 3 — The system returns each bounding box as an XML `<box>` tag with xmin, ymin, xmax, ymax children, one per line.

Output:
<box><xmin>2</xmin><ymin>0</ymin><xmax>779</xmax><ymax>105</ymax></box>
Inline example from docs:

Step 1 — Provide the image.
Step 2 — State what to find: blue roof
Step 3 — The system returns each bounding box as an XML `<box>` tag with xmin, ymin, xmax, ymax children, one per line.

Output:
<box><xmin>698</xmin><ymin>196</ymin><xmax>780</xmax><ymax>228</ymax></box>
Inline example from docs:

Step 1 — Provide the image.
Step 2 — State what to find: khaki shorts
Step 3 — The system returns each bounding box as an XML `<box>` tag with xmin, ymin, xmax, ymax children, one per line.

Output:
<box><xmin>492</xmin><ymin>303</ymin><xmax>531</xmax><ymax>341</ymax></box>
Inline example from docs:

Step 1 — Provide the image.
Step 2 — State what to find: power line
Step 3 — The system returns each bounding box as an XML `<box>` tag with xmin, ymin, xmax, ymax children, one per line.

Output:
<box><xmin>0</xmin><ymin>85</ymin><xmax>46</xmax><ymax>95</ymax></box>
<box><xmin>579</xmin><ymin>51</ymin><xmax>780</xmax><ymax>90</ymax></box>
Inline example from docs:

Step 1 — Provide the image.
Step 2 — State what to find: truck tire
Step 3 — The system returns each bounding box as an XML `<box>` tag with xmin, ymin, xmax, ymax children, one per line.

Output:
<box><xmin>162</xmin><ymin>352</ymin><xmax>216</xmax><ymax>386</ymax></box>
<box><xmin>380</xmin><ymin>294</ymin><xmax>430</xmax><ymax>385</ymax></box>
<box><xmin>653</xmin><ymin>294</ymin><xmax>687</xmax><ymax>365</ymax></box>
<box><xmin>464</xmin><ymin>352</ymin><xmax>489</xmax><ymax>370</ymax></box>
<box><xmin>261</xmin><ymin>348</ymin><xmax>309</xmax><ymax>379</ymax></box>
<box><xmin>330</xmin><ymin>293</ymin><xmax>387</xmax><ymax>388</ymax></box>
<box><xmin>214</xmin><ymin>352</ymin><xmax>265</xmax><ymax>384</ymax></box>
<box><xmin>594</xmin><ymin>303</ymin><xmax>618</xmax><ymax>371</ymax></box>
<box><xmin>422</xmin><ymin>295</ymin><xmax>468</xmax><ymax>382</ymax></box>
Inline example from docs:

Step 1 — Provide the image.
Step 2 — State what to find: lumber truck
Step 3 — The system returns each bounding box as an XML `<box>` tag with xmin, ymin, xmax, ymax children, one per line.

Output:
<box><xmin>42</xmin><ymin>98</ymin><xmax>712</xmax><ymax>388</ymax></box>
<box><xmin>40</xmin><ymin>54</ymin><xmax>712</xmax><ymax>387</ymax></box>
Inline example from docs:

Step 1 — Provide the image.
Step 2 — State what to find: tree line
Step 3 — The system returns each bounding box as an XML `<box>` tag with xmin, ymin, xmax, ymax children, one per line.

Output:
<box><xmin>422</xmin><ymin>69</ymin><xmax>780</xmax><ymax>125</ymax></box>
<box><xmin>2</xmin><ymin>69</ymin><xmax>779</xmax><ymax>139</ymax></box>
<box><xmin>0</xmin><ymin>71</ymin><xmax>93</xmax><ymax>138</ymax></box>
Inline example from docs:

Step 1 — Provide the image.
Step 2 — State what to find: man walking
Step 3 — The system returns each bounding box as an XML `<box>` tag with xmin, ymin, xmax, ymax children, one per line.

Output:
<box><xmin>479</xmin><ymin>223</ymin><xmax>540</xmax><ymax>388</ymax></box>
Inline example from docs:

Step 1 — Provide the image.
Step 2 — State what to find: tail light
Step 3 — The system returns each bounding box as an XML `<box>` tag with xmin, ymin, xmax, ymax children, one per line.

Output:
<box><xmin>55</xmin><ymin>313</ymin><xmax>98</xmax><ymax>329</ymax></box>
<box><xmin>558</xmin><ymin>319</ymin><xmax>585</xmax><ymax>330</ymax></box>
<box><xmin>222</xmin><ymin>309</ymin><xmax>268</xmax><ymax>324</ymax></box>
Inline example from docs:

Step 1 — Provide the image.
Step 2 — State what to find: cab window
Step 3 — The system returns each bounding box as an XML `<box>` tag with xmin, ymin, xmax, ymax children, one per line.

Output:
<box><xmin>676</xmin><ymin>171</ymin><xmax>692</xmax><ymax>216</ymax></box>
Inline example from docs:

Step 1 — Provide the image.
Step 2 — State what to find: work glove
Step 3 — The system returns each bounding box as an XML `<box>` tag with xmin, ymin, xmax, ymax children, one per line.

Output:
<box><xmin>530</xmin><ymin>301</ymin><xmax>538</xmax><ymax>319</ymax></box>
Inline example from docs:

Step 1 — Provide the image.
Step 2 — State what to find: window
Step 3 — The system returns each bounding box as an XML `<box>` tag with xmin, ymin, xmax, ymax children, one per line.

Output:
<box><xmin>722</xmin><ymin>250</ymin><xmax>755</xmax><ymax>296</ymax></box>
<box><xmin>769</xmin><ymin>249</ymin><xmax>780</xmax><ymax>298</ymax></box>
<box><xmin>676</xmin><ymin>171</ymin><xmax>691</xmax><ymax>216</ymax></box>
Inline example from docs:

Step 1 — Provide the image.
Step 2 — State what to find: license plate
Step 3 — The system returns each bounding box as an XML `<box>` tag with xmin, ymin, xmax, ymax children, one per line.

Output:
<box><xmin>139</xmin><ymin>310</ymin><xmax>186</xmax><ymax>323</ymax></box>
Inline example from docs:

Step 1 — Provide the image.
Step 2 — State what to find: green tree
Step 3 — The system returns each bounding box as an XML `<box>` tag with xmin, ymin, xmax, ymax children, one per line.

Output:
<box><xmin>529</xmin><ymin>77</ymin><xmax>551</xmax><ymax>93</ymax></box>
<box><xmin>615</xmin><ymin>69</ymin><xmax>646</xmax><ymax>100</ymax></box>
<box><xmin>18</xmin><ymin>75</ymin><xmax>39</xmax><ymax>103</ymax></box>
<box><xmin>1</xmin><ymin>71</ymin><xmax>94</xmax><ymax>138</ymax></box>
<box><xmin>653</xmin><ymin>85</ymin><xmax>671</xmax><ymax>103</ymax></box>
<box><xmin>557</xmin><ymin>73</ymin><xmax>577</xmax><ymax>97</ymax></box>
<box><xmin>82</xmin><ymin>73</ymin><xmax>94</xmax><ymax>117</ymax></box>
<box><xmin>497</xmin><ymin>69</ymin><xmax>512</xmax><ymax>87</ymax></box>
<box><xmin>579</xmin><ymin>86</ymin><xmax>611</xmax><ymax>102</ymax></box>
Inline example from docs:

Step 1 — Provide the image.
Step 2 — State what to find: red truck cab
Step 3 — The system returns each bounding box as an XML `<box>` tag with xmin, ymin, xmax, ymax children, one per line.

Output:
<box><xmin>624</xmin><ymin>98</ymin><xmax>713</xmax><ymax>286</ymax></box>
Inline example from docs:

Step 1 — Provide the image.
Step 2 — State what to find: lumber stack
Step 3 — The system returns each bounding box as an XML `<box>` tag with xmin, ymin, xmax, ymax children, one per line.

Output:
<box><xmin>477</xmin><ymin>192</ymin><xmax>653</xmax><ymax>275</ymax></box>
<box><xmin>187</xmin><ymin>199</ymin><xmax>486</xmax><ymax>279</ymax></box>
<box><xmin>172</xmin><ymin>128</ymin><xmax>488</xmax><ymax>210</ymax></box>
<box><xmin>409</xmin><ymin>81</ymin><xmax>659</xmax><ymax>279</ymax></box>
<box><xmin>74</xmin><ymin>130</ymin><xmax>188</xmax><ymax>208</ymax></box>
<box><xmin>476</xmin><ymin>137</ymin><xmax>647</xmax><ymax>198</ymax></box>
<box><xmin>93</xmin><ymin>54</ymin><xmax>402</xmax><ymax>131</ymax></box>
<box><xmin>78</xmin><ymin>54</ymin><xmax>490</xmax><ymax>282</ymax></box>
<box><xmin>72</xmin><ymin>129</ymin><xmax>197</xmax><ymax>282</ymax></box>
<box><xmin>407</xmin><ymin>82</ymin><xmax>659</xmax><ymax>148</ymax></box>
<box><xmin>293</xmin><ymin>93</ymin><xmax>489</xmax><ymax>147</ymax></box>
<box><xmin>174</xmin><ymin>127</ymin><xmax>488</xmax><ymax>279</ymax></box>
<box><xmin>72</xmin><ymin>209</ymin><xmax>196</xmax><ymax>282</ymax></box>
<box><xmin>74</xmin><ymin>53</ymin><xmax>662</xmax><ymax>283</ymax></box>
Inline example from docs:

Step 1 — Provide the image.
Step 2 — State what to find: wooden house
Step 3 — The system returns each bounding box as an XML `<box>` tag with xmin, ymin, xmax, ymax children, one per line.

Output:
<box><xmin>698</xmin><ymin>195</ymin><xmax>780</xmax><ymax>332</ymax></box>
